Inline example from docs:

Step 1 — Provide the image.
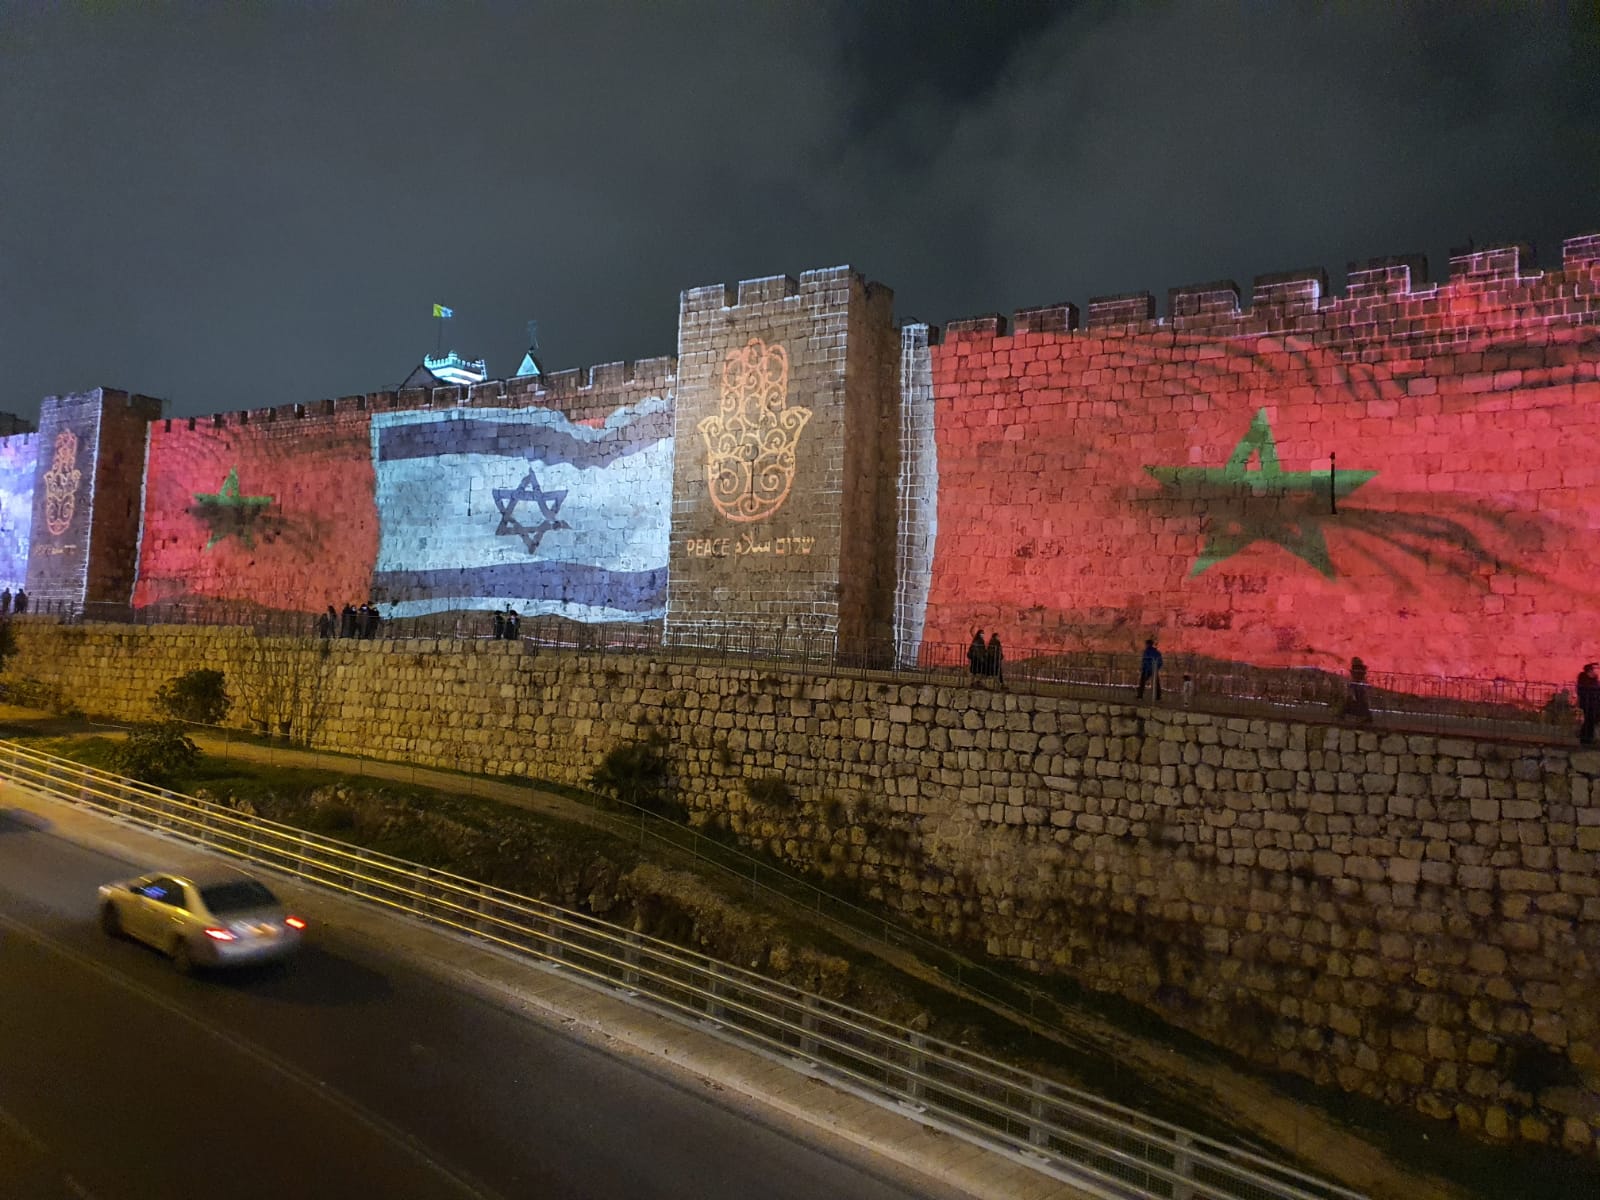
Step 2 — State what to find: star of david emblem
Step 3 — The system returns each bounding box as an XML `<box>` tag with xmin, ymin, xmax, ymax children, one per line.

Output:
<box><xmin>1145</xmin><ymin>409</ymin><xmax>1376</xmax><ymax>578</ymax></box>
<box><xmin>192</xmin><ymin>466</ymin><xmax>274</xmax><ymax>550</ymax></box>
<box><xmin>493</xmin><ymin>470</ymin><xmax>569</xmax><ymax>554</ymax></box>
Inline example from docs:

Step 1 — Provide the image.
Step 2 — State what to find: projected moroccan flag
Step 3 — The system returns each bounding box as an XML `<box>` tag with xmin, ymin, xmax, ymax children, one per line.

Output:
<box><xmin>132</xmin><ymin>414</ymin><xmax>378</xmax><ymax>613</ymax></box>
<box><xmin>923</xmin><ymin>324</ymin><xmax>1600</xmax><ymax>683</ymax></box>
<box><xmin>369</xmin><ymin>397</ymin><xmax>673</xmax><ymax>622</ymax></box>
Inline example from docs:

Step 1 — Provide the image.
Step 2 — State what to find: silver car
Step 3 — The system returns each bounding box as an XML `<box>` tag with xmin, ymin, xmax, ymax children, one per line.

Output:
<box><xmin>98</xmin><ymin>870</ymin><xmax>306</xmax><ymax>972</ymax></box>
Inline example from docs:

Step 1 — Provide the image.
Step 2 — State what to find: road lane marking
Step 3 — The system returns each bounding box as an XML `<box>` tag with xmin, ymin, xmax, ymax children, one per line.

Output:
<box><xmin>0</xmin><ymin>910</ymin><xmax>508</xmax><ymax>1200</ymax></box>
<box><xmin>0</xmin><ymin>1099</ymin><xmax>107</xmax><ymax>1200</ymax></box>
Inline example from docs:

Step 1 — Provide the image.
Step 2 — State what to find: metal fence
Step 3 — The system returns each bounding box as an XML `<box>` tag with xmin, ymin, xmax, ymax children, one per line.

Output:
<box><xmin>26</xmin><ymin>603</ymin><xmax>1578</xmax><ymax>745</ymax></box>
<box><xmin>0</xmin><ymin>738</ymin><xmax>1365</xmax><ymax>1200</ymax></box>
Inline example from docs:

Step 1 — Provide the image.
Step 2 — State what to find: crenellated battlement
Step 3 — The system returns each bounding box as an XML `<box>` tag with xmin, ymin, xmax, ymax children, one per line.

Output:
<box><xmin>937</xmin><ymin>229</ymin><xmax>1600</xmax><ymax>347</ymax></box>
<box><xmin>152</xmin><ymin>353</ymin><xmax>680</xmax><ymax>437</ymax></box>
<box><xmin>0</xmin><ymin>413</ymin><xmax>38</xmax><ymax>441</ymax></box>
<box><xmin>679</xmin><ymin>265</ymin><xmax>876</xmax><ymax>322</ymax></box>
<box><xmin>37</xmin><ymin>387</ymin><xmax>162</xmax><ymax>416</ymax></box>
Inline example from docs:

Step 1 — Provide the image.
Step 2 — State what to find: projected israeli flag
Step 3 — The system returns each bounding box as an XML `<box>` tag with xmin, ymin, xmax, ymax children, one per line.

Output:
<box><xmin>370</xmin><ymin>396</ymin><xmax>673</xmax><ymax>622</ymax></box>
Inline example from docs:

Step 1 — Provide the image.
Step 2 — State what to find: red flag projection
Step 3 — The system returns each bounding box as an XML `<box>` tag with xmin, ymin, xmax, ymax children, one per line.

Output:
<box><xmin>132</xmin><ymin>411</ymin><xmax>377</xmax><ymax>613</ymax></box>
<box><xmin>925</xmin><ymin>307</ymin><xmax>1600</xmax><ymax>684</ymax></box>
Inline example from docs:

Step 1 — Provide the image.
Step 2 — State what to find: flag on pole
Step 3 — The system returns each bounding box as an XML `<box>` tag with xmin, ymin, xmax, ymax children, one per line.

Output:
<box><xmin>432</xmin><ymin>303</ymin><xmax>454</xmax><ymax>319</ymax></box>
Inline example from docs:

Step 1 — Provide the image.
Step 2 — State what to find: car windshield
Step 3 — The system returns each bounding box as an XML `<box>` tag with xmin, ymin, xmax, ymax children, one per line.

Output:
<box><xmin>200</xmin><ymin>880</ymin><xmax>280</xmax><ymax>914</ymax></box>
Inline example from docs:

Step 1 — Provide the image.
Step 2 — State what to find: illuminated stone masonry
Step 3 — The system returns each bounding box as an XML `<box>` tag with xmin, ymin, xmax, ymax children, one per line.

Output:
<box><xmin>0</xmin><ymin>231</ymin><xmax>1596</xmax><ymax>680</ymax></box>
<box><xmin>25</xmin><ymin>388</ymin><xmax>161</xmax><ymax>608</ymax></box>
<box><xmin>914</xmin><ymin>236</ymin><xmax>1600</xmax><ymax>683</ymax></box>
<box><xmin>665</xmin><ymin>268</ymin><xmax>899</xmax><ymax>651</ymax></box>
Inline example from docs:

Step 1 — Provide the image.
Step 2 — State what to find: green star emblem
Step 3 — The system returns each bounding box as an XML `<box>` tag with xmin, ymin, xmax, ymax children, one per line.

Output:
<box><xmin>1145</xmin><ymin>409</ymin><xmax>1375</xmax><ymax>577</ymax></box>
<box><xmin>192</xmin><ymin>467</ymin><xmax>274</xmax><ymax>549</ymax></box>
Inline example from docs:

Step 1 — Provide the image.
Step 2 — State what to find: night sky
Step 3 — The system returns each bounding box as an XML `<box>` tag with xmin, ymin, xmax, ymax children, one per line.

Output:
<box><xmin>2</xmin><ymin>1</ymin><xmax>1596</xmax><ymax>421</ymax></box>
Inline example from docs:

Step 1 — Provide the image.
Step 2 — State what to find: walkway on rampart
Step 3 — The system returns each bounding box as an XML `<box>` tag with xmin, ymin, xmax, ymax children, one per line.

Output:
<box><xmin>1</xmin><ymin>703</ymin><xmax>1471</xmax><ymax>1200</ymax></box>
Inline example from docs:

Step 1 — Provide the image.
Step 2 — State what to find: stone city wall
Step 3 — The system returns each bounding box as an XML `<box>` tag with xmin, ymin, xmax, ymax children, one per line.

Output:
<box><xmin>9</xmin><ymin>619</ymin><xmax>1598</xmax><ymax>1154</ymax></box>
<box><xmin>915</xmin><ymin>237</ymin><xmax>1600</xmax><ymax>683</ymax></box>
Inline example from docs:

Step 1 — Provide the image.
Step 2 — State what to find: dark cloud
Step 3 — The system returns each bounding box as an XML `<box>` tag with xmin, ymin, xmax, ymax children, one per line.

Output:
<box><xmin>0</xmin><ymin>0</ymin><xmax>1594</xmax><ymax>419</ymax></box>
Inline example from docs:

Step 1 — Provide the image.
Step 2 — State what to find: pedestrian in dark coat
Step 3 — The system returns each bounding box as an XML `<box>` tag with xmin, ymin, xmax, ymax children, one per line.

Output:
<box><xmin>1578</xmin><ymin>663</ymin><xmax>1600</xmax><ymax>745</ymax></box>
<box><xmin>316</xmin><ymin>606</ymin><xmax>334</xmax><ymax>639</ymax></box>
<box><xmin>505</xmin><ymin>610</ymin><xmax>520</xmax><ymax>641</ymax></box>
<box><xmin>340</xmin><ymin>603</ymin><xmax>357</xmax><ymax>638</ymax></box>
<box><xmin>493</xmin><ymin>610</ymin><xmax>505</xmax><ymax>640</ymax></box>
<box><xmin>967</xmin><ymin>630</ymin><xmax>986</xmax><ymax>680</ymax></box>
<box><xmin>13</xmin><ymin>589</ymin><xmax>27</xmax><ymax>614</ymax></box>
<box><xmin>1137</xmin><ymin>638</ymin><xmax>1163</xmax><ymax>700</ymax></box>
<box><xmin>987</xmin><ymin>633</ymin><xmax>1005</xmax><ymax>687</ymax></box>
<box><xmin>1345</xmin><ymin>656</ymin><xmax>1373</xmax><ymax>723</ymax></box>
<box><xmin>1</xmin><ymin>589</ymin><xmax>11</xmax><ymax>615</ymax></box>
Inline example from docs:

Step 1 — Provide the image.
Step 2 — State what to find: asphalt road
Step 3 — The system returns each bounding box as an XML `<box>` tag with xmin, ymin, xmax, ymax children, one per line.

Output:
<box><xmin>0</xmin><ymin>811</ymin><xmax>947</xmax><ymax>1200</ymax></box>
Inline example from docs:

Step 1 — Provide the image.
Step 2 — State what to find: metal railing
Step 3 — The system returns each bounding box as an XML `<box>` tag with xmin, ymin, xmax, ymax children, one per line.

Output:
<box><xmin>32</xmin><ymin>603</ymin><xmax>1575</xmax><ymax>745</ymax></box>
<box><xmin>0</xmin><ymin>738</ymin><xmax>1364</xmax><ymax>1200</ymax></box>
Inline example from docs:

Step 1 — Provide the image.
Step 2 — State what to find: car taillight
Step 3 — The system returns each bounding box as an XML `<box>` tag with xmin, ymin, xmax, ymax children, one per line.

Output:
<box><xmin>284</xmin><ymin>915</ymin><xmax>306</xmax><ymax>930</ymax></box>
<box><xmin>204</xmin><ymin>927</ymin><xmax>236</xmax><ymax>942</ymax></box>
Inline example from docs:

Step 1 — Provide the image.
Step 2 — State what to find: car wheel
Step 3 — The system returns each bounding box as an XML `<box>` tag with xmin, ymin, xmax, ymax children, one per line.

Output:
<box><xmin>171</xmin><ymin>938</ymin><xmax>195</xmax><ymax>976</ymax></box>
<box><xmin>99</xmin><ymin>903</ymin><xmax>121</xmax><ymax>939</ymax></box>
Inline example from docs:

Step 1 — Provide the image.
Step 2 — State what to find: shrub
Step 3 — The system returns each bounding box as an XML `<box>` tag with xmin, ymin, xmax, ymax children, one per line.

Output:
<box><xmin>588</xmin><ymin>736</ymin><xmax>674</xmax><ymax>815</ymax></box>
<box><xmin>3</xmin><ymin>674</ymin><xmax>71</xmax><ymax>714</ymax></box>
<box><xmin>1544</xmin><ymin>689</ymin><xmax>1575</xmax><ymax>727</ymax></box>
<box><xmin>109</xmin><ymin>722</ymin><xmax>200</xmax><ymax>787</ymax></box>
<box><xmin>818</xmin><ymin>793</ymin><xmax>846</xmax><ymax>826</ymax></box>
<box><xmin>155</xmin><ymin>668</ymin><xmax>231</xmax><ymax>725</ymax></box>
<box><xmin>743</xmin><ymin>774</ymin><xmax>794</xmax><ymax>808</ymax></box>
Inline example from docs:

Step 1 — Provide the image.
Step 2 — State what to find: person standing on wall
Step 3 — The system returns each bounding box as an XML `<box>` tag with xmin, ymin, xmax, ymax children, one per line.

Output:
<box><xmin>493</xmin><ymin>609</ymin><xmax>505</xmax><ymax>640</ymax></box>
<box><xmin>505</xmin><ymin>609</ymin><xmax>521</xmax><ymax>641</ymax></box>
<box><xmin>316</xmin><ymin>606</ymin><xmax>334</xmax><ymax>639</ymax></box>
<box><xmin>1137</xmin><ymin>638</ymin><xmax>1163</xmax><ymax>701</ymax></box>
<box><xmin>967</xmin><ymin>629</ymin><xmax>986</xmax><ymax>682</ymax></box>
<box><xmin>1345</xmin><ymin>656</ymin><xmax>1373</xmax><ymax>722</ymax></box>
<box><xmin>1577</xmin><ymin>663</ymin><xmax>1600</xmax><ymax>745</ymax></box>
<box><xmin>987</xmin><ymin>632</ymin><xmax>1005</xmax><ymax>687</ymax></box>
<box><xmin>1</xmin><ymin>589</ymin><xmax>11</xmax><ymax>615</ymax></box>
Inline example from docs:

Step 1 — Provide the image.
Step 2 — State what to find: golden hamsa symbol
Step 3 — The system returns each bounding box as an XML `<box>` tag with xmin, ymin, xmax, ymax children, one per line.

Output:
<box><xmin>43</xmin><ymin>430</ymin><xmax>82</xmax><ymax>537</ymax></box>
<box><xmin>698</xmin><ymin>337</ymin><xmax>811</xmax><ymax>523</ymax></box>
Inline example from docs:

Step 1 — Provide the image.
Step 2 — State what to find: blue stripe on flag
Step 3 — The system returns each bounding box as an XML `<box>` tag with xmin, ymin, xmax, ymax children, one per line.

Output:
<box><xmin>375</xmin><ymin>409</ymin><xmax>671</xmax><ymax>469</ymax></box>
<box><xmin>373</xmin><ymin>562</ymin><xmax>665</xmax><ymax>612</ymax></box>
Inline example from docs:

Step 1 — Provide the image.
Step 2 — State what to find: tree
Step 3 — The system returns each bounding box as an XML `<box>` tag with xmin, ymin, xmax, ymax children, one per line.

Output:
<box><xmin>223</xmin><ymin>634</ymin><xmax>331</xmax><ymax>745</ymax></box>
<box><xmin>155</xmin><ymin>668</ymin><xmax>231</xmax><ymax>725</ymax></box>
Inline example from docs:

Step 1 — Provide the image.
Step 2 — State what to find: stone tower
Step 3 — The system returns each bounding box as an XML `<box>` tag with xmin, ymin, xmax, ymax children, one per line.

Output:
<box><xmin>664</xmin><ymin>267</ymin><xmax>900</xmax><ymax>659</ymax></box>
<box><xmin>26</xmin><ymin>388</ymin><xmax>162</xmax><ymax>608</ymax></box>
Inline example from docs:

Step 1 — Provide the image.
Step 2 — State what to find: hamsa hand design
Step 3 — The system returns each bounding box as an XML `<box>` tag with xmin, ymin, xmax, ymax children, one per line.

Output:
<box><xmin>43</xmin><ymin>430</ymin><xmax>81</xmax><ymax>537</ymax></box>
<box><xmin>698</xmin><ymin>337</ymin><xmax>811</xmax><ymax>523</ymax></box>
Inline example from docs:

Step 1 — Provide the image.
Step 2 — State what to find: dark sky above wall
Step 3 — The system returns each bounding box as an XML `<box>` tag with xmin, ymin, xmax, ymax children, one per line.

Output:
<box><xmin>1</xmin><ymin>0</ymin><xmax>1596</xmax><ymax>420</ymax></box>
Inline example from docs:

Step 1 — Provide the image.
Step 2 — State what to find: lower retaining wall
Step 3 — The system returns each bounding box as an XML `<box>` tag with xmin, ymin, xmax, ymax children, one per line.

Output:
<box><xmin>9</xmin><ymin>621</ymin><xmax>1599</xmax><ymax>1154</ymax></box>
